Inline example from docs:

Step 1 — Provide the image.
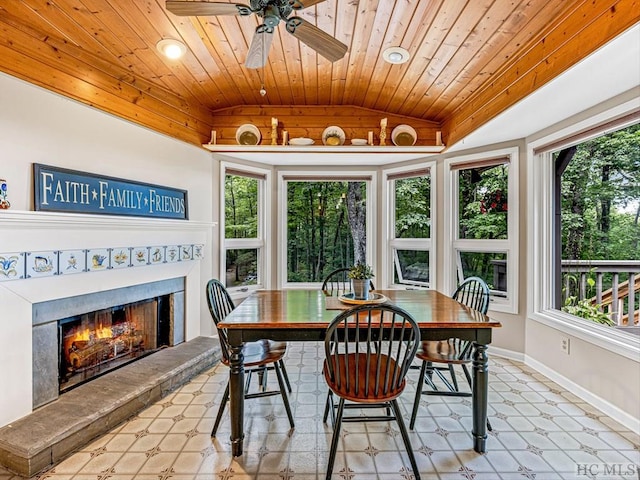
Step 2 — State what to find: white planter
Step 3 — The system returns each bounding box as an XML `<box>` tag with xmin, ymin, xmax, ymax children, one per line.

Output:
<box><xmin>351</xmin><ymin>279</ymin><xmax>371</xmax><ymax>299</ymax></box>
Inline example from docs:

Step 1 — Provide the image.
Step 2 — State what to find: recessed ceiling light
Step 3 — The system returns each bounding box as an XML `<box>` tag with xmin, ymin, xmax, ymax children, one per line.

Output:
<box><xmin>383</xmin><ymin>46</ymin><xmax>410</xmax><ymax>64</ymax></box>
<box><xmin>156</xmin><ymin>38</ymin><xmax>187</xmax><ymax>60</ymax></box>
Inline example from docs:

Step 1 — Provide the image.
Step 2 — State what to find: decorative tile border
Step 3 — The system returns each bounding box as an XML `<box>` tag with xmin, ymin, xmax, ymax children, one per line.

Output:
<box><xmin>0</xmin><ymin>244</ymin><xmax>204</xmax><ymax>282</ymax></box>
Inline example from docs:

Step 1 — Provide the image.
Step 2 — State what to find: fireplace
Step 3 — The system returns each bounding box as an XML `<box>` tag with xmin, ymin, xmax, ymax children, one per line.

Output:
<box><xmin>33</xmin><ymin>278</ymin><xmax>185</xmax><ymax>408</ymax></box>
<box><xmin>58</xmin><ymin>296</ymin><xmax>171</xmax><ymax>392</ymax></box>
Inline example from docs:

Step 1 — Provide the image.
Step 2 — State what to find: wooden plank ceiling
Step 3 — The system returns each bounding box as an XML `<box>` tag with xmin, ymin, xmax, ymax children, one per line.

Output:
<box><xmin>0</xmin><ymin>0</ymin><xmax>637</xmax><ymax>148</ymax></box>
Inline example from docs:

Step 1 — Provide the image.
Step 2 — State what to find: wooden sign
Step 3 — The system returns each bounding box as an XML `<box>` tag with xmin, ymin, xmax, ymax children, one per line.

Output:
<box><xmin>33</xmin><ymin>164</ymin><xmax>188</xmax><ymax>220</ymax></box>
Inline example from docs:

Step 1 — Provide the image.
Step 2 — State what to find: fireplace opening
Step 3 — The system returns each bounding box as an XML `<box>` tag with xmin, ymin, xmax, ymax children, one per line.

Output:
<box><xmin>58</xmin><ymin>295</ymin><xmax>171</xmax><ymax>393</ymax></box>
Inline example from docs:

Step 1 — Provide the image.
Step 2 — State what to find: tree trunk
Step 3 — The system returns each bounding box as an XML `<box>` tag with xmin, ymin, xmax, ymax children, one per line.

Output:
<box><xmin>315</xmin><ymin>184</ymin><xmax>327</xmax><ymax>280</ymax></box>
<box><xmin>566</xmin><ymin>185</ymin><xmax>586</xmax><ymax>260</ymax></box>
<box><xmin>599</xmin><ymin>163</ymin><xmax>611</xmax><ymax>234</ymax></box>
<box><xmin>227</xmin><ymin>176</ymin><xmax>240</xmax><ymax>281</ymax></box>
<box><xmin>346</xmin><ymin>182</ymin><xmax>366</xmax><ymax>264</ymax></box>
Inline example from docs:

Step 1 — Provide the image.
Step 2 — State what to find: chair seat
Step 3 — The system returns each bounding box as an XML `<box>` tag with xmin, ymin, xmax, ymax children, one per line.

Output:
<box><xmin>415</xmin><ymin>340</ymin><xmax>470</xmax><ymax>364</ymax></box>
<box><xmin>323</xmin><ymin>353</ymin><xmax>405</xmax><ymax>403</ymax></box>
<box><xmin>221</xmin><ymin>340</ymin><xmax>287</xmax><ymax>368</ymax></box>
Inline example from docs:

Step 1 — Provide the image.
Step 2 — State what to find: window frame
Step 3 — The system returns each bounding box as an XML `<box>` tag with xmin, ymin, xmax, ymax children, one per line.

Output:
<box><xmin>220</xmin><ymin>161</ymin><xmax>272</xmax><ymax>294</ymax></box>
<box><xmin>381</xmin><ymin>162</ymin><xmax>437</xmax><ymax>290</ymax></box>
<box><xmin>444</xmin><ymin>147</ymin><xmax>519</xmax><ymax>313</ymax></box>
<box><xmin>277</xmin><ymin>170</ymin><xmax>376</xmax><ymax>289</ymax></box>
<box><xmin>528</xmin><ymin>100</ymin><xmax>640</xmax><ymax>360</ymax></box>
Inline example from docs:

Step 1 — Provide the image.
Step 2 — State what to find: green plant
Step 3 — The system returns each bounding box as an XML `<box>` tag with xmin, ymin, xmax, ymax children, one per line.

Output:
<box><xmin>348</xmin><ymin>262</ymin><xmax>374</xmax><ymax>279</ymax></box>
<box><xmin>562</xmin><ymin>296</ymin><xmax>615</xmax><ymax>326</ymax></box>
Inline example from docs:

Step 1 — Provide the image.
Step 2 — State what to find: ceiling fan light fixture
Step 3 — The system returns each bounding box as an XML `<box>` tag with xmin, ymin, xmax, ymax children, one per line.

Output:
<box><xmin>383</xmin><ymin>46</ymin><xmax>410</xmax><ymax>64</ymax></box>
<box><xmin>156</xmin><ymin>38</ymin><xmax>187</xmax><ymax>59</ymax></box>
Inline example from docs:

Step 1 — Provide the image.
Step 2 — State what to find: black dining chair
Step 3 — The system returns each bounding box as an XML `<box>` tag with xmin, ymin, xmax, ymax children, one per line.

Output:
<box><xmin>321</xmin><ymin>267</ymin><xmax>375</xmax><ymax>296</ymax></box>
<box><xmin>322</xmin><ymin>304</ymin><xmax>422</xmax><ymax>480</ymax></box>
<box><xmin>409</xmin><ymin>276</ymin><xmax>492</xmax><ymax>430</ymax></box>
<box><xmin>205</xmin><ymin>279</ymin><xmax>294</xmax><ymax>436</ymax></box>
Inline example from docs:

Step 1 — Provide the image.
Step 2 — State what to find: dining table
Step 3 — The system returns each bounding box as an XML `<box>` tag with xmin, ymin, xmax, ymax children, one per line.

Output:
<box><xmin>217</xmin><ymin>288</ymin><xmax>502</xmax><ymax>457</ymax></box>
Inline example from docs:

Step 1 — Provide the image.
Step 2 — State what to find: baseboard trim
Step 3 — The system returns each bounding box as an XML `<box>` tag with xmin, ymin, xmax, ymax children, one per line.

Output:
<box><xmin>525</xmin><ymin>354</ymin><xmax>640</xmax><ymax>435</ymax></box>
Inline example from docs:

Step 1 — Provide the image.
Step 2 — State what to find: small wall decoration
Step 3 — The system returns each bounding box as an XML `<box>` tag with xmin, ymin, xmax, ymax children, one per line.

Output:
<box><xmin>33</xmin><ymin>164</ymin><xmax>188</xmax><ymax>220</ymax></box>
<box><xmin>166</xmin><ymin>245</ymin><xmax>180</xmax><ymax>263</ymax></box>
<box><xmin>110</xmin><ymin>248</ymin><xmax>131</xmax><ymax>269</ymax></box>
<box><xmin>26</xmin><ymin>251</ymin><xmax>58</xmax><ymax>278</ymax></box>
<box><xmin>0</xmin><ymin>253</ymin><xmax>25</xmax><ymax>280</ymax></box>
<box><xmin>180</xmin><ymin>245</ymin><xmax>193</xmax><ymax>261</ymax></box>
<box><xmin>149</xmin><ymin>246</ymin><xmax>164</xmax><ymax>264</ymax></box>
<box><xmin>87</xmin><ymin>248</ymin><xmax>110</xmax><ymax>272</ymax></box>
<box><xmin>132</xmin><ymin>247</ymin><xmax>150</xmax><ymax>266</ymax></box>
<box><xmin>59</xmin><ymin>250</ymin><xmax>86</xmax><ymax>274</ymax></box>
<box><xmin>0</xmin><ymin>179</ymin><xmax>9</xmax><ymax>209</ymax></box>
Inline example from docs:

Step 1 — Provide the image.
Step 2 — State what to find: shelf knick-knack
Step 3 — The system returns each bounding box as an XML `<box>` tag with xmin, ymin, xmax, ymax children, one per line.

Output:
<box><xmin>379</xmin><ymin>118</ymin><xmax>387</xmax><ymax>146</ymax></box>
<box><xmin>271</xmin><ymin>117</ymin><xmax>278</xmax><ymax>145</ymax></box>
<box><xmin>0</xmin><ymin>179</ymin><xmax>10</xmax><ymax>209</ymax></box>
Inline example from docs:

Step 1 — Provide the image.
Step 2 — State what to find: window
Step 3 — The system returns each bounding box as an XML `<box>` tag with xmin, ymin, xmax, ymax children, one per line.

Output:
<box><xmin>553</xmin><ymin>123</ymin><xmax>639</xmax><ymax>329</ymax></box>
<box><xmin>445</xmin><ymin>148</ymin><xmax>519</xmax><ymax>312</ymax></box>
<box><xmin>383</xmin><ymin>164</ymin><xmax>435</xmax><ymax>288</ymax></box>
<box><xmin>529</xmin><ymin>103</ymin><xmax>639</xmax><ymax>359</ymax></box>
<box><xmin>221</xmin><ymin>164</ymin><xmax>270</xmax><ymax>292</ymax></box>
<box><xmin>278</xmin><ymin>172</ymin><xmax>375</xmax><ymax>288</ymax></box>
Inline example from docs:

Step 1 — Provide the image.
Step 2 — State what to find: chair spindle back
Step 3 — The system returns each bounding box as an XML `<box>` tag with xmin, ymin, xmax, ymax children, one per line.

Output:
<box><xmin>324</xmin><ymin>304</ymin><xmax>420</xmax><ymax>400</ymax></box>
<box><xmin>205</xmin><ymin>279</ymin><xmax>236</xmax><ymax>362</ymax></box>
<box><xmin>452</xmin><ymin>276</ymin><xmax>490</xmax><ymax>314</ymax></box>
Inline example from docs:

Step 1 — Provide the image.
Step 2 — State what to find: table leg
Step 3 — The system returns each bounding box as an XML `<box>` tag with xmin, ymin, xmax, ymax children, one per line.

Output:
<box><xmin>471</xmin><ymin>342</ymin><xmax>488</xmax><ymax>453</ymax></box>
<box><xmin>228</xmin><ymin>343</ymin><xmax>245</xmax><ymax>456</ymax></box>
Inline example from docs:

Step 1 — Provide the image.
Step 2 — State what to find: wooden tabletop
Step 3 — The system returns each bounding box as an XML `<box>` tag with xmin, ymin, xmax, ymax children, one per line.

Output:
<box><xmin>219</xmin><ymin>289</ymin><xmax>502</xmax><ymax>330</ymax></box>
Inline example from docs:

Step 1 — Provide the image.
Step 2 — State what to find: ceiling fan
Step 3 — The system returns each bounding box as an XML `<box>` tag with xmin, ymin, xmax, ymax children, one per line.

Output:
<box><xmin>165</xmin><ymin>0</ymin><xmax>348</xmax><ymax>69</ymax></box>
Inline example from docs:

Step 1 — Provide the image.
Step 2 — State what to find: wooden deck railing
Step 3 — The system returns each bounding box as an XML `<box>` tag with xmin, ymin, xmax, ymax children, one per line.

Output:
<box><xmin>562</xmin><ymin>260</ymin><xmax>640</xmax><ymax>326</ymax></box>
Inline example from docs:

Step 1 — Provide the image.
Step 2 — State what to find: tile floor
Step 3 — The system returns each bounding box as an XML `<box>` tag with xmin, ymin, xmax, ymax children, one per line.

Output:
<box><xmin>1</xmin><ymin>342</ymin><xmax>638</xmax><ymax>480</ymax></box>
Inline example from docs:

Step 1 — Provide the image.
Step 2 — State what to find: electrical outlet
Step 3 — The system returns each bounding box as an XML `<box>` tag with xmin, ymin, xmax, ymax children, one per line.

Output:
<box><xmin>561</xmin><ymin>337</ymin><xmax>570</xmax><ymax>355</ymax></box>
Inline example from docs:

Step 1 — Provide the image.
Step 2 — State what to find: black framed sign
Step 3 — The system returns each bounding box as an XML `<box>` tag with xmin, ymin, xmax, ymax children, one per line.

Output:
<box><xmin>33</xmin><ymin>164</ymin><xmax>188</xmax><ymax>220</ymax></box>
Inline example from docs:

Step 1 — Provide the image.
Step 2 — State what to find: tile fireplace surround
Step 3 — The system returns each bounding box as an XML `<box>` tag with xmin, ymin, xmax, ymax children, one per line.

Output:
<box><xmin>31</xmin><ymin>278</ymin><xmax>187</xmax><ymax>409</ymax></box>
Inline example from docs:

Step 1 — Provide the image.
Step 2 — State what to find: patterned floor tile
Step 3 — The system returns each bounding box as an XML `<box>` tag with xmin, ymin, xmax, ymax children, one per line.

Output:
<box><xmin>0</xmin><ymin>345</ymin><xmax>638</xmax><ymax>480</ymax></box>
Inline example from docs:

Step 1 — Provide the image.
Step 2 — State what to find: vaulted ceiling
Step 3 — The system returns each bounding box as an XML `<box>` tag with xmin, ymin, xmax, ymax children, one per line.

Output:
<box><xmin>0</xmin><ymin>0</ymin><xmax>637</xmax><ymax>148</ymax></box>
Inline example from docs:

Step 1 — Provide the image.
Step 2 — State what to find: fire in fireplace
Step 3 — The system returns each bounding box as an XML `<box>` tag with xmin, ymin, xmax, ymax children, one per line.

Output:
<box><xmin>58</xmin><ymin>296</ymin><xmax>171</xmax><ymax>392</ymax></box>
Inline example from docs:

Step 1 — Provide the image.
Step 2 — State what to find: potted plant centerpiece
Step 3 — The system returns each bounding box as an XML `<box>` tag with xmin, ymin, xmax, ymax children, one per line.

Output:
<box><xmin>348</xmin><ymin>262</ymin><xmax>374</xmax><ymax>300</ymax></box>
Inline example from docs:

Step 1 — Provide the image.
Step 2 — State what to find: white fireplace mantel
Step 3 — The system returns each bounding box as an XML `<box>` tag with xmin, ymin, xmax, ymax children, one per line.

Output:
<box><xmin>0</xmin><ymin>209</ymin><xmax>216</xmax><ymax>231</ymax></box>
<box><xmin>0</xmin><ymin>209</ymin><xmax>215</xmax><ymax>428</ymax></box>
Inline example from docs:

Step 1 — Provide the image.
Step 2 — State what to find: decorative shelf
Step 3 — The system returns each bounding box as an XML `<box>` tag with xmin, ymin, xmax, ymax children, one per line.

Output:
<box><xmin>202</xmin><ymin>144</ymin><xmax>445</xmax><ymax>166</ymax></box>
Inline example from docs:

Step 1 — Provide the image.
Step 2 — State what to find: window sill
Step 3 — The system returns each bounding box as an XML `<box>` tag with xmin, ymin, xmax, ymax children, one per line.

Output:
<box><xmin>530</xmin><ymin>309</ymin><xmax>640</xmax><ymax>362</ymax></box>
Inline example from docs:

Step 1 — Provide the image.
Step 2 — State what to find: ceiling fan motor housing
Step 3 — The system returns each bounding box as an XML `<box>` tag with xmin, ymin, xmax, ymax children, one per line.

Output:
<box><xmin>251</xmin><ymin>0</ymin><xmax>293</xmax><ymax>20</ymax></box>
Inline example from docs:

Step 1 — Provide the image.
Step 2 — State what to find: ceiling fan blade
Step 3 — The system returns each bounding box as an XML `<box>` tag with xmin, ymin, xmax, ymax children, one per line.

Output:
<box><xmin>245</xmin><ymin>26</ymin><xmax>275</xmax><ymax>69</ymax></box>
<box><xmin>289</xmin><ymin>0</ymin><xmax>327</xmax><ymax>9</ymax></box>
<box><xmin>286</xmin><ymin>17</ymin><xmax>347</xmax><ymax>62</ymax></box>
<box><xmin>166</xmin><ymin>1</ymin><xmax>251</xmax><ymax>17</ymax></box>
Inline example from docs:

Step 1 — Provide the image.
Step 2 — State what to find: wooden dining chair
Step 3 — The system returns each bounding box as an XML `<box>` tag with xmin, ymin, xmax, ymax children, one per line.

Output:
<box><xmin>322</xmin><ymin>304</ymin><xmax>422</xmax><ymax>480</ymax></box>
<box><xmin>205</xmin><ymin>279</ymin><xmax>294</xmax><ymax>437</ymax></box>
<box><xmin>409</xmin><ymin>276</ymin><xmax>492</xmax><ymax>430</ymax></box>
<box><xmin>321</xmin><ymin>267</ymin><xmax>375</xmax><ymax>296</ymax></box>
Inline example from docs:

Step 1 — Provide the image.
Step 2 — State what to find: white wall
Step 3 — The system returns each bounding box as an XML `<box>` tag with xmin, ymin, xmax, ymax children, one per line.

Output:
<box><xmin>0</xmin><ymin>73</ymin><xmax>216</xmax><ymax>427</ymax></box>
